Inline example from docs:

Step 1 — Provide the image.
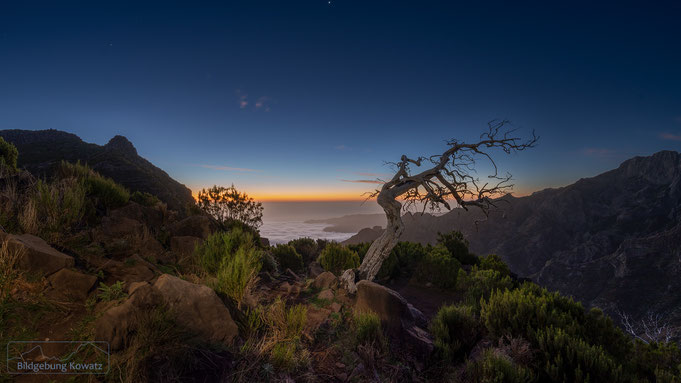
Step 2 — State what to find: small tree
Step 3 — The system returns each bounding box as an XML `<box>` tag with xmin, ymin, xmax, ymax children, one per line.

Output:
<box><xmin>0</xmin><ymin>137</ymin><xmax>18</xmax><ymax>171</ymax></box>
<box><xmin>197</xmin><ymin>185</ymin><xmax>263</xmax><ymax>230</ymax></box>
<box><xmin>341</xmin><ymin>121</ymin><xmax>537</xmax><ymax>292</ymax></box>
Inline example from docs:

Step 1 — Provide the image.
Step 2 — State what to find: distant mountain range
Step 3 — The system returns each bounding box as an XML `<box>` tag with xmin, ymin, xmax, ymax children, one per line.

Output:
<box><xmin>305</xmin><ymin>214</ymin><xmax>386</xmax><ymax>233</ymax></box>
<box><xmin>344</xmin><ymin>150</ymin><xmax>681</xmax><ymax>324</ymax></box>
<box><xmin>0</xmin><ymin>129</ymin><xmax>194</xmax><ymax>211</ymax></box>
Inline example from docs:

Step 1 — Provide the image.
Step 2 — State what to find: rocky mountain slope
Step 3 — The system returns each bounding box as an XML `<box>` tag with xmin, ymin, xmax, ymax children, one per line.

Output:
<box><xmin>0</xmin><ymin>129</ymin><xmax>194</xmax><ymax>211</ymax></box>
<box><xmin>344</xmin><ymin>150</ymin><xmax>681</xmax><ymax>323</ymax></box>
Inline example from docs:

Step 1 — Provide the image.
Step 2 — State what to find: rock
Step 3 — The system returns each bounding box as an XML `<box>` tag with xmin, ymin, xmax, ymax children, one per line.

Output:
<box><xmin>355</xmin><ymin>280</ymin><xmax>434</xmax><ymax>359</ymax></box>
<box><xmin>95</xmin><ymin>283</ymin><xmax>160</xmax><ymax>350</ymax></box>
<box><xmin>308</xmin><ymin>261</ymin><xmax>324</xmax><ymax>278</ymax></box>
<box><xmin>101</xmin><ymin>259</ymin><xmax>156</xmax><ymax>284</ymax></box>
<box><xmin>98</xmin><ymin>216</ymin><xmax>144</xmax><ymax>239</ymax></box>
<box><xmin>170</xmin><ymin>236</ymin><xmax>202</xmax><ymax>258</ymax></box>
<box><xmin>47</xmin><ymin>269</ymin><xmax>98</xmax><ymax>300</ymax></box>
<box><xmin>109</xmin><ymin>202</ymin><xmax>164</xmax><ymax>229</ymax></box>
<box><xmin>3</xmin><ymin>233</ymin><xmax>74</xmax><ymax>276</ymax></box>
<box><xmin>330</xmin><ymin>302</ymin><xmax>342</xmax><ymax>313</ymax></box>
<box><xmin>313</xmin><ymin>271</ymin><xmax>338</xmax><ymax>290</ymax></box>
<box><xmin>318</xmin><ymin>289</ymin><xmax>334</xmax><ymax>301</ymax></box>
<box><xmin>153</xmin><ymin>274</ymin><xmax>238</xmax><ymax>345</ymax></box>
<box><xmin>169</xmin><ymin>215</ymin><xmax>215</xmax><ymax>239</ymax></box>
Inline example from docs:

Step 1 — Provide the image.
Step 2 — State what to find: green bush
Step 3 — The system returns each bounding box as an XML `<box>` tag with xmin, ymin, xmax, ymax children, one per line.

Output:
<box><xmin>212</xmin><ymin>245</ymin><xmax>262</xmax><ymax>308</ymax></box>
<box><xmin>437</xmin><ymin>231</ymin><xmax>478</xmax><ymax>265</ymax></box>
<box><xmin>0</xmin><ymin>137</ymin><xmax>18</xmax><ymax>171</ymax></box>
<box><xmin>195</xmin><ymin>228</ymin><xmax>256</xmax><ymax>274</ymax></box>
<box><xmin>130</xmin><ymin>191</ymin><xmax>161</xmax><ymax>207</ymax></box>
<box><xmin>414</xmin><ymin>245</ymin><xmax>461</xmax><ymax>289</ymax></box>
<box><xmin>376</xmin><ymin>241</ymin><xmax>428</xmax><ymax>281</ymax></box>
<box><xmin>480</xmin><ymin>283</ymin><xmax>634</xmax><ymax>382</ymax></box>
<box><xmin>354</xmin><ymin>311</ymin><xmax>384</xmax><ymax>348</ymax></box>
<box><xmin>478</xmin><ymin>254</ymin><xmax>511</xmax><ymax>277</ymax></box>
<box><xmin>460</xmin><ymin>268</ymin><xmax>514</xmax><ymax>311</ymax></box>
<box><xmin>57</xmin><ymin>161</ymin><xmax>129</xmax><ymax>210</ymax></box>
<box><xmin>348</xmin><ymin>242</ymin><xmax>372</xmax><ymax>263</ymax></box>
<box><xmin>271</xmin><ymin>244</ymin><xmax>303</xmax><ymax>272</ymax></box>
<box><xmin>287</xmin><ymin>237</ymin><xmax>318</xmax><ymax>264</ymax></box>
<box><xmin>317</xmin><ymin>242</ymin><xmax>359</xmax><ymax>275</ymax></box>
<box><xmin>430</xmin><ymin>303</ymin><xmax>480</xmax><ymax>361</ymax></box>
<box><xmin>97</xmin><ymin>281</ymin><xmax>127</xmax><ymax>301</ymax></box>
<box><xmin>464</xmin><ymin>349</ymin><xmax>534</xmax><ymax>383</ymax></box>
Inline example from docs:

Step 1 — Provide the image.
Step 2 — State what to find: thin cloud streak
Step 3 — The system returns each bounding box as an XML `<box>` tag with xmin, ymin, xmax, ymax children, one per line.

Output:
<box><xmin>199</xmin><ymin>164</ymin><xmax>261</xmax><ymax>172</ymax></box>
<box><xmin>340</xmin><ymin>179</ymin><xmax>385</xmax><ymax>184</ymax></box>
<box><xmin>660</xmin><ymin>132</ymin><xmax>681</xmax><ymax>142</ymax></box>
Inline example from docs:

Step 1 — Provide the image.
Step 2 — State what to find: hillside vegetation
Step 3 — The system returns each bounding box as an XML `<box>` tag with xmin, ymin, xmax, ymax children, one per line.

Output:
<box><xmin>0</xmin><ymin>139</ymin><xmax>679</xmax><ymax>382</ymax></box>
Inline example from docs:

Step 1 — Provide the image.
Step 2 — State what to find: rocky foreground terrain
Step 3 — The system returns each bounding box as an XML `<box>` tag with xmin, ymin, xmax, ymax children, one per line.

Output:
<box><xmin>344</xmin><ymin>150</ymin><xmax>681</xmax><ymax>326</ymax></box>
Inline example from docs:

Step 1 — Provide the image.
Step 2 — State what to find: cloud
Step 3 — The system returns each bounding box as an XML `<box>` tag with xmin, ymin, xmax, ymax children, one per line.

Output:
<box><xmin>340</xmin><ymin>179</ymin><xmax>384</xmax><ymax>184</ymax></box>
<box><xmin>199</xmin><ymin>164</ymin><xmax>260</xmax><ymax>172</ymax></box>
<box><xmin>254</xmin><ymin>96</ymin><xmax>271</xmax><ymax>112</ymax></box>
<box><xmin>659</xmin><ymin>132</ymin><xmax>681</xmax><ymax>142</ymax></box>
<box><xmin>235</xmin><ymin>90</ymin><xmax>272</xmax><ymax>111</ymax></box>
<box><xmin>355</xmin><ymin>172</ymin><xmax>385</xmax><ymax>177</ymax></box>
<box><xmin>334</xmin><ymin>145</ymin><xmax>349</xmax><ymax>150</ymax></box>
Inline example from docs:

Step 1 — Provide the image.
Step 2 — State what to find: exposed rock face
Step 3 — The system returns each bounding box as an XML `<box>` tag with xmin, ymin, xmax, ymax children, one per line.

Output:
<box><xmin>0</xmin><ymin>129</ymin><xmax>194</xmax><ymax>211</ymax></box>
<box><xmin>345</xmin><ymin>150</ymin><xmax>681</xmax><ymax>325</ymax></box>
<box><xmin>1</xmin><ymin>233</ymin><xmax>74</xmax><ymax>275</ymax></box>
<box><xmin>152</xmin><ymin>274</ymin><xmax>239</xmax><ymax>345</ymax></box>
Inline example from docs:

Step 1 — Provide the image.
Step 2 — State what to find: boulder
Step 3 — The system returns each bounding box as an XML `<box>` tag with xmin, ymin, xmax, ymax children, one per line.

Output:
<box><xmin>47</xmin><ymin>268</ymin><xmax>98</xmax><ymax>300</ymax></box>
<box><xmin>3</xmin><ymin>233</ymin><xmax>74</xmax><ymax>276</ymax></box>
<box><xmin>98</xmin><ymin>216</ymin><xmax>144</xmax><ymax>239</ymax></box>
<box><xmin>109</xmin><ymin>202</ymin><xmax>164</xmax><ymax>229</ymax></box>
<box><xmin>355</xmin><ymin>280</ymin><xmax>434</xmax><ymax>356</ymax></box>
<box><xmin>318</xmin><ymin>289</ymin><xmax>334</xmax><ymax>301</ymax></box>
<box><xmin>169</xmin><ymin>215</ymin><xmax>215</xmax><ymax>239</ymax></box>
<box><xmin>153</xmin><ymin>274</ymin><xmax>238</xmax><ymax>345</ymax></box>
<box><xmin>313</xmin><ymin>271</ymin><xmax>338</xmax><ymax>290</ymax></box>
<box><xmin>170</xmin><ymin>236</ymin><xmax>202</xmax><ymax>257</ymax></box>
<box><xmin>308</xmin><ymin>262</ymin><xmax>324</xmax><ymax>278</ymax></box>
<box><xmin>355</xmin><ymin>280</ymin><xmax>427</xmax><ymax>332</ymax></box>
<box><xmin>101</xmin><ymin>259</ymin><xmax>156</xmax><ymax>285</ymax></box>
<box><xmin>95</xmin><ymin>282</ymin><xmax>160</xmax><ymax>350</ymax></box>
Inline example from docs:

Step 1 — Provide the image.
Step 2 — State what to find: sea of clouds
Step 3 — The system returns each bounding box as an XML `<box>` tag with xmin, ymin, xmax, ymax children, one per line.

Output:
<box><xmin>259</xmin><ymin>221</ymin><xmax>354</xmax><ymax>244</ymax></box>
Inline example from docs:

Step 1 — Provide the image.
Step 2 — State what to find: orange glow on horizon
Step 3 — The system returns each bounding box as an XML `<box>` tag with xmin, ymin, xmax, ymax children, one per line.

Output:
<box><xmin>191</xmin><ymin>189</ymin><xmax>372</xmax><ymax>202</ymax></box>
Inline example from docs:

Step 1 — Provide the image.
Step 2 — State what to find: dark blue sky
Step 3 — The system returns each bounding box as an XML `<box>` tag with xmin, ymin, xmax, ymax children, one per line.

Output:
<box><xmin>1</xmin><ymin>1</ymin><xmax>680</xmax><ymax>200</ymax></box>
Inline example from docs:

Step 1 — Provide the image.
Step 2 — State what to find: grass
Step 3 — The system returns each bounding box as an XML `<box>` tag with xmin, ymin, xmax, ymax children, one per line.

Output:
<box><xmin>97</xmin><ymin>281</ymin><xmax>127</xmax><ymax>302</ymax></box>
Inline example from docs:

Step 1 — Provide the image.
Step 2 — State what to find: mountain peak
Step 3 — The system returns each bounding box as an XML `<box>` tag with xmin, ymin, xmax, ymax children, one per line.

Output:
<box><xmin>617</xmin><ymin>150</ymin><xmax>680</xmax><ymax>185</ymax></box>
<box><xmin>105</xmin><ymin>135</ymin><xmax>138</xmax><ymax>156</ymax></box>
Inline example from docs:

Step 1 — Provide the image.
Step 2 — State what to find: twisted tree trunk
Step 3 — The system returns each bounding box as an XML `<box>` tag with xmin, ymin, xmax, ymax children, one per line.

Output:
<box><xmin>358</xmin><ymin>191</ymin><xmax>403</xmax><ymax>281</ymax></box>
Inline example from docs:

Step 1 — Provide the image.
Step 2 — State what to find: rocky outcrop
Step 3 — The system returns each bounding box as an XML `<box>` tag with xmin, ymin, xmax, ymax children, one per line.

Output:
<box><xmin>0</xmin><ymin>129</ymin><xmax>194</xmax><ymax>211</ymax></box>
<box><xmin>1</xmin><ymin>233</ymin><xmax>74</xmax><ymax>276</ymax></box>
<box><xmin>313</xmin><ymin>271</ymin><xmax>338</xmax><ymax>290</ymax></box>
<box><xmin>96</xmin><ymin>274</ymin><xmax>239</xmax><ymax>350</ymax></box>
<box><xmin>153</xmin><ymin>274</ymin><xmax>239</xmax><ymax>345</ymax></box>
<box><xmin>169</xmin><ymin>215</ymin><xmax>215</xmax><ymax>239</ymax></box>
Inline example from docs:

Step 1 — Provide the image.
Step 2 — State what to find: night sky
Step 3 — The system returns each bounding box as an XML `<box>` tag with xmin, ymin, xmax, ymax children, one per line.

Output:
<box><xmin>1</xmin><ymin>1</ymin><xmax>680</xmax><ymax>201</ymax></box>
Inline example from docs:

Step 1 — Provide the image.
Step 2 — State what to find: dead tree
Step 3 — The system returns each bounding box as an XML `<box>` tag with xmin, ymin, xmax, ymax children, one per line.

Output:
<box><xmin>341</xmin><ymin>120</ymin><xmax>537</xmax><ymax>292</ymax></box>
<box><xmin>619</xmin><ymin>310</ymin><xmax>679</xmax><ymax>344</ymax></box>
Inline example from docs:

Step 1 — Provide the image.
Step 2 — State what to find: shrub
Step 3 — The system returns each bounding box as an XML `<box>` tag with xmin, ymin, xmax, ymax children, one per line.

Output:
<box><xmin>348</xmin><ymin>242</ymin><xmax>371</xmax><ymax>263</ymax></box>
<box><xmin>197</xmin><ymin>185</ymin><xmax>263</xmax><ymax>230</ymax></box>
<box><xmin>288</xmin><ymin>237</ymin><xmax>318</xmax><ymax>264</ymax></box>
<box><xmin>460</xmin><ymin>268</ymin><xmax>514</xmax><ymax>311</ymax></box>
<box><xmin>195</xmin><ymin>228</ymin><xmax>256</xmax><ymax>274</ymax></box>
<box><xmin>437</xmin><ymin>230</ymin><xmax>478</xmax><ymax>265</ymax></box>
<box><xmin>354</xmin><ymin>311</ymin><xmax>385</xmax><ymax>348</ymax></box>
<box><xmin>376</xmin><ymin>241</ymin><xmax>428</xmax><ymax>281</ymax></box>
<box><xmin>478</xmin><ymin>254</ymin><xmax>511</xmax><ymax>277</ymax></box>
<box><xmin>27</xmin><ymin>178</ymin><xmax>88</xmax><ymax>242</ymax></box>
<box><xmin>97</xmin><ymin>281</ymin><xmax>127</xmax><ymax>301</ymax></box>
<box><xmin>430</xmin><ymin>304</ymin><xmax>480</xmax><ymax>360</ymax></box>
<box><xmin>414</xmin><ymin>245</ymin><xmax>461</xmax><ymax>289</ymax></box>
<box><xmin>0</xmin><ymin>137</ymin><xmax>18</xmax><ymax>171</ymax></box>
<box><xmin>271</xmin><ymin>244</ymin><xmax>303</xmax><ymax>272</ymax></box>
<box><xmin>480</xmin><ymin>283</ymin><xmax>634</xmax><ymax>382</ymax></box>
<box><xmin>130</xmin><ymin>191</ymin><xmax>161</xmax><ymax>207</ymax></box>
<box><xmin>0</xmin><ymin>239</ymin><xmax>23</xmax><ymax>300</ymax></box>
<box><xmin>57</xmin><ymin>161</ymin><xmax>129</xmax><ymax>210</ymax></box>
<box><xmin>211</xmin><ymin>245</ymin><xmax>262</xmax><ymax>308</ymax></box>
<box><xmin>465</xmin><ymin>349</ymin><xmax>534</xmax><ymax>383</ymax></box>
<box><xmin>318</xmin><ymin>242</ymin><xmax>359</xmax><ymax>275</ymax></box>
